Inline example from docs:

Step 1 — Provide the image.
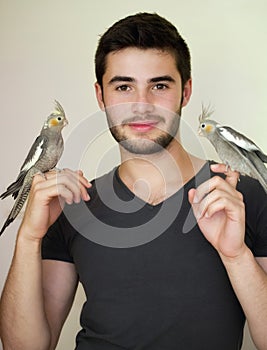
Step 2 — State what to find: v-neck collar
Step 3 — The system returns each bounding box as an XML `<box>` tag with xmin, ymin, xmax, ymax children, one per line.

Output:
<box><xmin>114</xmin><ymin>161</ymin><xmax>210</xmax><ymax>209</ymax></box>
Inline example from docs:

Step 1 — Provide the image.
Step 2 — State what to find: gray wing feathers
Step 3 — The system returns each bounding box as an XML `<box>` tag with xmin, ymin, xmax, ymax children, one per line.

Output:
<box><xmin>217</xmin><ymin>128</ymin><xmax>267</xmax><ymax>193</ymax></box>
<box><xmin>246</xmin><ymin>151</ymin><xmax>267</xmax><ymax>185</ymax></box>
<box><xmin>20</xmin><ymin>135</ymin><xmax>47</xmax><ymax>172</ymax></box>
<box><xmin>218</xmin><ymin>126</ymin><xmax>266</xmax><ymax>157</ymax></box>
<box><xmin>0</xmin><ymin>136</ymin><xmax>47</xmax><ymax>200</ymax></box>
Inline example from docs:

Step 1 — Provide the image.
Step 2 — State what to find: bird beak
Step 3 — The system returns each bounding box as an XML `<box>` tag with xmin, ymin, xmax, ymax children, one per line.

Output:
<box><xmin>198</xmin><ymin>127</ymin><xmax>203</xmax><ymax>136</ymax></box>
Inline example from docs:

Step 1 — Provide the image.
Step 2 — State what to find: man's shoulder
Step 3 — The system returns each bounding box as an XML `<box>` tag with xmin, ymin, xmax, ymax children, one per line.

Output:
<box><xmin>237</xmin><ymin>174</ymin><xmax>266</xmax><ymax>205</ymax></box>
<box><xmin>89</xmin><ymin>166</ymin><xmax>118</xmax><ymax>194</ymax></box>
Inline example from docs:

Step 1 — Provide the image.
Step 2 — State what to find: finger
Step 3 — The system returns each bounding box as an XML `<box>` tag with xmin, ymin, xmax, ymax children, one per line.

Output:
<box><xmin>48</xmin><ymin>183</ymin><xmax>76</xmax><ymax>205</ymax></box>
<box><xmin>57</xmin><ymin>169</ymin><xmax>91</xmax><ymax>201</ymax></box>
<box><xmin>54</xmin><ymin>184</ymin><xmax>76</xmax><ymax>205</ymax></box>
<box><xmin>210</xmin><ymin>163</ymin><xmax>240</xmax><ymax>189</ymax></box>
<box><xmin>188</xmin><ymin>187</ymin><xmax>211</xmax><ymax>221</ymax></box>
<box><xmin>204</xmin><ymin>196</ymin><xmax>244</xmax><ymax>220</ymax></box>
<box><xmin>55</xmin><ymin>173</ymin><xmax>89</xmax><ymax>203</ymax></box>
<box><xmin>63</xmin><ymin>169</ymin><xmax>91</xmax><ymax>190</ymax></box>
<box><xmin>195</xmin><ymin>189</ymin><xmax>243</xmax><ymax>220</ymax></box>
<box><xmin>31</xmin><ymin>180</ymin><xmax>76</xmax><ymax>206</ymax></box>
<box><xmin>45</xmin><ymin>168</ymin><xmax>91</xmax><ymax>185</ymax></box>
<box><xmin>188</xmin><ymin>188</ymin><xmax>196</xmax><ymax>205</ymax></box>
<box><xmin>188</xmin><ymin>188</ymin><xmax>201</xmax><ymax>220</ymax></box>
<box><xmin>192</xmin><ymin>173</ymin><xmax>242</xmax><ymax>205</ymax></box>
<box><xmin>44</xmin><ymin>169</ymin><xmax>91</xmax><ymax>201</ymax></box>
<box><xmin>75</xmin><ymin>169</ymin><xmax>84</xmax><ymax>176</ymax></box>
<box><xmin>34</xmin><ymin>172</ymin><xmax>90</xmax><ymax>203</ymax></box>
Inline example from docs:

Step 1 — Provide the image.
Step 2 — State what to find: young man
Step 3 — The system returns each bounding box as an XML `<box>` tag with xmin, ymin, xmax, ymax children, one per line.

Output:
<box><xmin>0</xmin><ymin>13</ymin><xmax>267</xmax><ymax>350</ymax></box>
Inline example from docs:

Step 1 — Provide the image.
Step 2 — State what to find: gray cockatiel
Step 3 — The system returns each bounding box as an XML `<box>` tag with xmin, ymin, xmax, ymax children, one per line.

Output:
<box><xmin>0</xmin><ymin>100</ymin><xmax>68</xmax><ymax>235</ymax></box>
<box><xmin>198</xmin><ymin>106</ymin><xmax>267</xmax><ymax>194</ymax></box>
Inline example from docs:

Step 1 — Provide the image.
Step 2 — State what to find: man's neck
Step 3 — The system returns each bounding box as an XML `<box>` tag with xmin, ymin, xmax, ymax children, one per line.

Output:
<box><xmin>118</xmin><ymin>139</ymin><xmax>205</xmax><ymax>205</ymax></box>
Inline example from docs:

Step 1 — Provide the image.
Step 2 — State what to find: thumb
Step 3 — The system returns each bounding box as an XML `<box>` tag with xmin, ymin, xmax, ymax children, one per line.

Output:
<box><xmin>188</xmin><ymin>188</ymin><xmax>196</xmax><ymax>204</ymax></box>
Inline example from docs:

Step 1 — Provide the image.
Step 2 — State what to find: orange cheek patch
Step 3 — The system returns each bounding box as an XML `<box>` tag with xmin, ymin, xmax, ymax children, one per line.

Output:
<box><xmin>205</xmin><ymin>125</ymin><xmax>213</xmax><ymax>133</ymax></box>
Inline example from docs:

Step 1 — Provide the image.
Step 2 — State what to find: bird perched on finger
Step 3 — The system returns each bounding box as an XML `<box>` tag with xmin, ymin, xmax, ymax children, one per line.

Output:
<box><xmin>198</xmin><ymin>106</ymin><xmax>267</xmax><ymax>194</ymax></box>
<box><xmin>0</xmin><ymin>100</ymin><xmax>68</xmax><ymax>235</ymax></box>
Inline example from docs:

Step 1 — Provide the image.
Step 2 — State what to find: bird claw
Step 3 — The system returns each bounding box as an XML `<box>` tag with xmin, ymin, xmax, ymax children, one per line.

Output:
<box><xmin>34</xmin><ymin>171</ymin><xmax>47</xmax><ymax>180</ymax></box>
<box><xmin>223</xmin><ymin>164</ymin><xmax>241</xmax><ymax>182</ymax></box>
<box><xmin>51</xmin><ymin>167</ymin><xmax>62</xmax><ymax>173</ymax></box>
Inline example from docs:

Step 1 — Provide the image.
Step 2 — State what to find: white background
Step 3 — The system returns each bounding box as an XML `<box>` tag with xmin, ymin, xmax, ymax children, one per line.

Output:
<box><xmin>0</xmin><ymin>0</ymin><xmax>266</xmax><ymax>349</ymax></box>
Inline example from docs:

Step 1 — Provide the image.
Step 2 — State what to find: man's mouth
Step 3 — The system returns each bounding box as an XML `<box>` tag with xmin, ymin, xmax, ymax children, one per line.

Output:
<box><xmin>127</xmin><ymin>120</ymin><xmax>159</xmax><ymax>132</ymax></box>
<box><xmin>121</xmin><ymin>115</ymin><xmax>164</xmax><ymax>133</ymax></box>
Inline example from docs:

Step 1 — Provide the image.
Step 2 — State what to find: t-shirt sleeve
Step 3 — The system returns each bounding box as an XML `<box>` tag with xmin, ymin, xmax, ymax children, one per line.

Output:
<box><xmin>41</xmin><ymin>212</ymin><xmax>74</xmax><ymax>263</ymax></box>
<box><xmin>239</xmin><ymin>176</ymin><xmax>267</xmax><ymax>257</ymax></box>
<box><xmin>253</xmin><ymin>192</ymin><xmax>267</xmax><ymax>257</ymax></box>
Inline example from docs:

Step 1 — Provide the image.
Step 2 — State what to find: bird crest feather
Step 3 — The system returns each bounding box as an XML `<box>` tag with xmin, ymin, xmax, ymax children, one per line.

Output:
<box><xmin>53</xmin><ymin>100</ymin><xmax>65</xmax><ymax>117</ymax></box>
<box><xmin>198</xmin><ymin>103</ymin><xmax>214</xmax><ymax>122</ymax></box>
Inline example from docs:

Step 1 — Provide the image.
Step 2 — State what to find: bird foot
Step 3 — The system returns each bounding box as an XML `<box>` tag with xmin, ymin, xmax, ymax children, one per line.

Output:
<box><xmin>51</xmin><ymin>167</ymin><xmax>62</xmax><ymax>173</ymax></box>
<box><xmin>35</xmin><ymin>171</ymin><xmax>47</xmax><ymax>180</ymax></box>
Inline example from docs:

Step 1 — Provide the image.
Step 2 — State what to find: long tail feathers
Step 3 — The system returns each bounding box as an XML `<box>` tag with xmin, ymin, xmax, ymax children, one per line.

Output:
<box><xmin>247</xmin><ymin>152</ymin><xmax>267</xmax><ymax>194</ymax></box>
<box><xmin>0</xmin><ymin>178</ymin><xmax>32</xmax><ymax>236</ymax></box>
<box><xmin>255</xmin><ymin>150</ymin><xmax>267</xmax><ymax>163</ymax></box>
<box><xmin>0</xmin><ymin>171</ymin><xmax>26</xmax><ymax>200</ymax></box>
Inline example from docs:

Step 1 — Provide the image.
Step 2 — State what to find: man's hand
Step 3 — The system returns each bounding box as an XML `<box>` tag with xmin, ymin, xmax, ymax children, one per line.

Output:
<box><xmin>19</xmin><ymin>168</ymin><xmax>91</xmax><ymax>241</ymax></box>
<box><xmin>188</xmin><ymin>163</ymin><xmax>246</xmax><ymax>259</ymax></box>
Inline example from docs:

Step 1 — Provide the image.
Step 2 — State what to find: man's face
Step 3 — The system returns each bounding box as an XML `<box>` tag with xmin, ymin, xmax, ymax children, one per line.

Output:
<box><xmin>95</xmin><ymin>48</ymin><xmax>192</xmax><ymax>155</ymax></box>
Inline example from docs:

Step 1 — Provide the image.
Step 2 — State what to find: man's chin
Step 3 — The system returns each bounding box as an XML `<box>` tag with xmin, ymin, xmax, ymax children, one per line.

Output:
<box><xmin>119</xmin><ymin>138</ymin><xmax>171</xmax><ymax>155</ymax></box>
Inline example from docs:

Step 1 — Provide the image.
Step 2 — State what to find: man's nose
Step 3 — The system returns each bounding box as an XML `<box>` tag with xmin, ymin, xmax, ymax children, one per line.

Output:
<box><xmin>131</xmin><ymin>91</ymin><xmax>155</xmax><ymax>115</ymax></box>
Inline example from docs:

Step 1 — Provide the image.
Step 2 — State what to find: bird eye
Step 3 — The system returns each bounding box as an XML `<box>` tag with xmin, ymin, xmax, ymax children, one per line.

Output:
<box><xmin>57</xmin><ymin>117</ymin><xmax>62</xmax><ymax>121</ymax></box>
<box><xmin>201</xmin><ymin>123</ymin><xmax>206</xmax><ymax>129</ymax></box>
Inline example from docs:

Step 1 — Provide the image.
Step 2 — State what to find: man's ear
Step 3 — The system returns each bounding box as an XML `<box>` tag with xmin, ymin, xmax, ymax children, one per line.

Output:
<box><xmin>95</xmin><ymin>82</ymin><xmax>105</xmax><ymax>111</ymax></box>
<box><xmin>181</xmin><ymin>79</ymin><xmax>192</xmax><ymax>107</ymax></box>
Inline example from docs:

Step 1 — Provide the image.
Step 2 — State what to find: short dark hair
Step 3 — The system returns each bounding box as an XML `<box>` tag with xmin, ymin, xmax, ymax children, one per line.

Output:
<box><xmin>95</xmin><ymin>12</ymin><xmax>191</xmax><ymax>90</ymax></box>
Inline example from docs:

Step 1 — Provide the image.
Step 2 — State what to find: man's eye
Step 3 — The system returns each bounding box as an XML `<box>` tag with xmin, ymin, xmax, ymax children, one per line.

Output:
<box><xmin>153</xmin><ymin>83</ymin><xmax>168</xmax><ymax>90</ymax></box>
<box><xmin>116</xmin><ymin>85</ymin><xmax>130</xmax><ymax>91</ymax></box>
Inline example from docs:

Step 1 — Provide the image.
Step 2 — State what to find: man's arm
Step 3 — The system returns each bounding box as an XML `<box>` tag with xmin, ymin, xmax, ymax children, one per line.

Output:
<box><xmin>188</xmin><ymin>163</ymin><xmax>267</xmax><ymax>350</ymax></box>
<box><xmin>0</xmin><ymin>169</ymin><xmax>90</xmax><ymax>350</ymax></box>
<box><xmin>222</xmin><ymin>253</ymin><xmax>267</xmax><ymax>350</ymax></box>
<box><xmin>0</xmin><ymin>236</ymin><xmax>52</xmax><ymax>350</ymax></box>
<box><xmin>43</xmin><ymin>260</ymin><xmax>78</xmax><ymax>349</ymax></box>
<box><xmin>0</xmin><ymin>239</ymin><xmax>78</xmax><ymax>350</ymax></box>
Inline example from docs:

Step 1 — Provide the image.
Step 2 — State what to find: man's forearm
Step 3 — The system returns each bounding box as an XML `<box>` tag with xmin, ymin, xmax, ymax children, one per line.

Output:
<box><xmin>221</xmin><ymin>247</ymin><xmax>267</xmax><ymax>350</ymax></box>
<box><xmin>0</xmin><ymin>233</ymin><xmax>51</xmax><ymax>350</ymax></box>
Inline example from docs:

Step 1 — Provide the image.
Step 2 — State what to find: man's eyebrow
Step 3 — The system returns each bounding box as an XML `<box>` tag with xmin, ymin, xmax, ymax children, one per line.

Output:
<box><xmin>108</xmin><ymin>75</ymin><xmax>176</xmax><ymax>85</ymax></box>
<box><xmin>149</xmin><ymin>75</ymin><xmax>176</xmax><ymax>83</ymax></box>
<box><xmin>108</xmin><ymin>76</ymin><xmax>135</xmax><ymax>84</ymax></box>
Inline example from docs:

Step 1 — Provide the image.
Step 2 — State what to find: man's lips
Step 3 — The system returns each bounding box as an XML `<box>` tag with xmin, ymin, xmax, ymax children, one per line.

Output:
<box><xmin>126</xmin><ymin>120</ymin><xmax>159</xmax><ymax>132</ymax></box>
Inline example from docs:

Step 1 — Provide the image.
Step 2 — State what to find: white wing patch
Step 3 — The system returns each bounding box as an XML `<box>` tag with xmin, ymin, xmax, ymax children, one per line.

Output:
<box><xmin>21</xmin><ymin>139</ymin><xmax>44</xmax><ymax>172</ymax></box>
<box><xmin>218</xmin><ymin>127</ymin><xmax>259</xmax><ymax>151</ymax></box>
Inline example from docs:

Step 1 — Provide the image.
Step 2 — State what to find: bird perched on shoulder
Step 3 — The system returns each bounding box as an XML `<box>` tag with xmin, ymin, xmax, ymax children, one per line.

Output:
<box><xmin>198</xmin><ymin>106</ymin><xmax>267</xmax><ymax>194</ymax></box>
<box><xmin>0</xmin><ymin>100</ymin><xmax>68</xmax><ymax>235</ymax></box>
